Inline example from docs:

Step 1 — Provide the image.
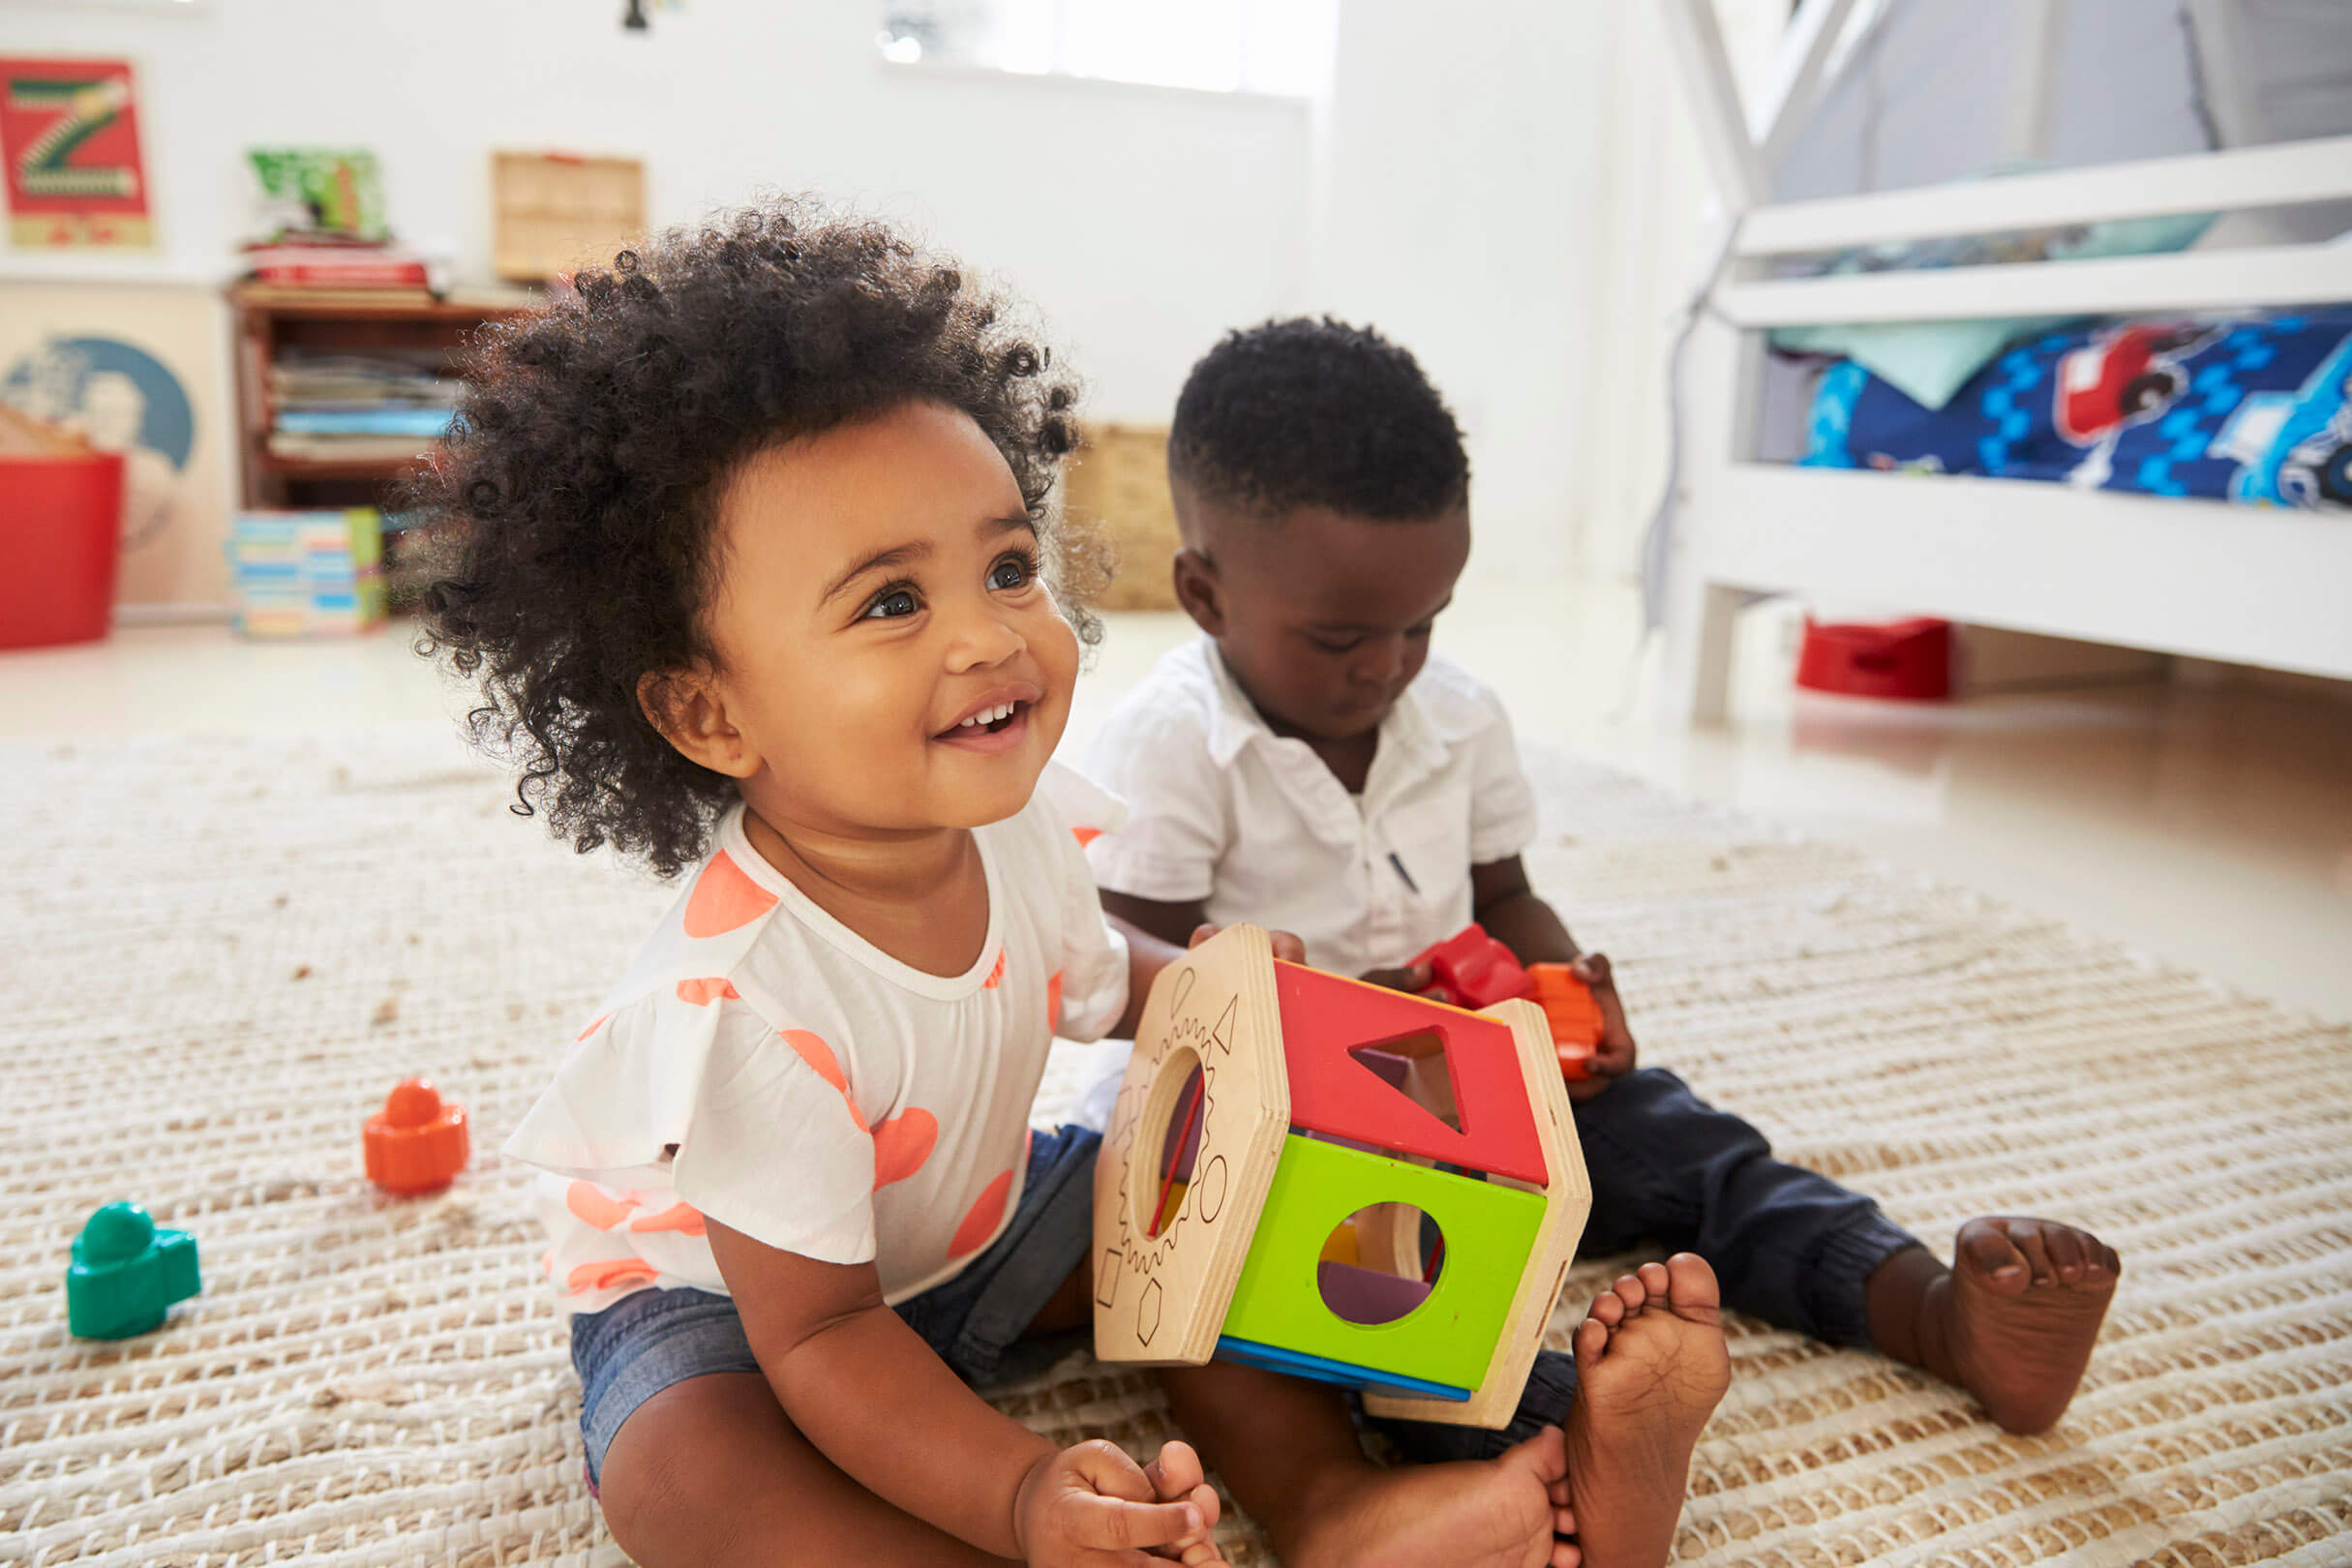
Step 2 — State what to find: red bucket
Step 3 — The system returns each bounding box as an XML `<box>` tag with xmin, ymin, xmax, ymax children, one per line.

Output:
<box><xmin>1795</xmin><ymin>616</ymin><xmax>1952</xmax><ymax>701</ymax></box>
<box><xmin>0</xmin><ymin>451</ymin><xmax>125</xmax><ymax>650</ymax></box>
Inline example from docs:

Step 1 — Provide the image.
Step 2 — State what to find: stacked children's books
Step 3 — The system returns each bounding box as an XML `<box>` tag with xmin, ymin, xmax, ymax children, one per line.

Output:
<box><xmin>266</xmin><ymin>350</ymin><xmax>459</xmax><ymax>464</ymax></box>
<box><xmin>229</xmin><ymin>509</ymin><xmax>387</xmax><ymax>637</ymax></box>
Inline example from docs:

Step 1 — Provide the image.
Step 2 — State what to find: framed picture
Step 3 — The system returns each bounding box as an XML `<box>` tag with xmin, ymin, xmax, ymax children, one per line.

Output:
<box><xmin>0</xmin><ymin>56</ymin><xmax>153</xmax><ymax>249</ymax></box>
<box><xmin>0</xmin><ymin>283</ymin><xmax>235</xmax><ymax>610</ymax></box>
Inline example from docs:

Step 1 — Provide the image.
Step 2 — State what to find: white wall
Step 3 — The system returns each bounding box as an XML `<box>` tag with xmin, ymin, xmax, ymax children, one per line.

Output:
<box><xmin>1311</xmin><ymin>0</ymin><xmax>1610</xmax><ymax>585</ymax></box>
<box><xmin>3</xmin><ymin>0</ymin><xmax>1312</xmax><ymax>425</ymax></box>
<box><xmin>9</xmin><ymin>0</ymin><xmax>1637</xmax><ymax>591</ymax></box>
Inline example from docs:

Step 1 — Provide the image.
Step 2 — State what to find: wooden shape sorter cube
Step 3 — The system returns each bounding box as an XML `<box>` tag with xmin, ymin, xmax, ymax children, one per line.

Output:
<box><xmin>1094</xmin><ymin>925</ymin><xmax>1592</xmax><ymax>1428</ymax></box>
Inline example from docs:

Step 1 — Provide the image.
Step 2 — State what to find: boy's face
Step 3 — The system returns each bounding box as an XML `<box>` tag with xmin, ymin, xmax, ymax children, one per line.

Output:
<box><xmin>680</xmin><ymin>400</ymin><xmax>1079</xmax><ymax>836</ymax></box>
<box><xmin>1174</xmin><ymin>496</ymin><xmax>1470</xmax><ymax>742</ymax></box>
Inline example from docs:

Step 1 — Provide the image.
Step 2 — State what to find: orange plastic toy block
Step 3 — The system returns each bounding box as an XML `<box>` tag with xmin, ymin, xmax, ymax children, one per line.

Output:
<box><xmin>1526</xmin><ymin>965</ymin><xmax>1603</xmax><ymax>1081</ymax></box>
<box><xmin>1275</xmin><ymin>962</ymin><xmax>1550</xmax><ymax>1187</ymax></box>
<box><xmin>1412</xmin><ymin>924</ymin><xmax>1532</xmax><ymax>1010</ymax></box>
<box><xmin>364</xmin><ymin>1079</ymin><xmax>470</xmax><ymax>1194</ymax></box>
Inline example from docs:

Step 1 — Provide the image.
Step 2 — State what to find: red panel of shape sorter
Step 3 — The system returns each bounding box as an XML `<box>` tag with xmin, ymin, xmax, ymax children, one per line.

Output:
<box><xmin>1273</xmin><ymin>962</ymin><xmax>1550</xmax><ymax>1187</ymax></box>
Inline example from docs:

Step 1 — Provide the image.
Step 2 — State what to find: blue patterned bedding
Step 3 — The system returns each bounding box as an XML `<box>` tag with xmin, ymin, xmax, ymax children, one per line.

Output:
<box><xmin>1800</xmin><ymin>309</ymin><xmax>2352</xmax><ymax>510</ymax></box>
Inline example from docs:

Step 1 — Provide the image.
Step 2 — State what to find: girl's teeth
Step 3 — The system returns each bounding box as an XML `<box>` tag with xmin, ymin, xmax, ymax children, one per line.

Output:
<box><xmin>955</xmin><ymin>702</ymin><xmax>1016</xmax><ymax>730</ymax></box>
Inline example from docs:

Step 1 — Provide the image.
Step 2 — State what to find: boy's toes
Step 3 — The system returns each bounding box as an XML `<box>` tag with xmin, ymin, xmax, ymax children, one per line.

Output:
<box><xmin>1662</xmin><ymin>1252</ymin><xmax>1723</xmax><ymax>1324</ymax></box>
<box><xmin>1574</xmin><ymin>1313</ymin><xmax>1610</xmax><ymax>1371</ymax></box>
<box><xmin>2043</xmin><ymin>1223</ymin><xmax>2090</xmax><ymax>1282</ymax></box>
<box><xmin>1611</xmin><ymin>1271</ymin><xmax>1651</xmax><ymax>1314</ymax></box>
<box><xmin>1955</xmin><ymin>1217</ymin><xmax>2033</xmax><ymax>1292</ymax></box>
<box><xmin>1585</xmin><ymin>1287</ymin><xmax>1627</xmax><ymax>1331</ymax></box>
<box><xmin>1636</xmin><ymin>1259</ymin><xmax>1671</xmax><ymax>1301</ymax></box>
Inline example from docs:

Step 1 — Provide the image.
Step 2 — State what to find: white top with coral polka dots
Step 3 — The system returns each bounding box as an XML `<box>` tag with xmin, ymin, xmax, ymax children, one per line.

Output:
<box><xmin>503</xmin><ymin>764</ymin><xmax>1131</xmax><ymax>1315</ymax></box>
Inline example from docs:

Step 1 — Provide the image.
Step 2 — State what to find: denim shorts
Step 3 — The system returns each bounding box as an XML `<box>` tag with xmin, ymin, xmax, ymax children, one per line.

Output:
<box><xmin>570</xmin><ymin>1124</ymin><xmax>1101</xmax><ymax>1488</ymax></box>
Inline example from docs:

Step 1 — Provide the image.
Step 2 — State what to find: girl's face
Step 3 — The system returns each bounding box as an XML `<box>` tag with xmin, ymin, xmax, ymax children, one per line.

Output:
<box><xmin>681</xmin><ymin>400</ymin><xmax>1080</xmax><ymax>838</ymax></box>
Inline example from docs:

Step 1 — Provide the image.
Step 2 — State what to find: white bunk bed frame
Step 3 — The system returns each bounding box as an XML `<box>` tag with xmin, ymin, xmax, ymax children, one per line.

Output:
<box><xmin>1655</xmin><ymin>0</ymin><xmax>2352</xmax><ymax>722</ymax></box>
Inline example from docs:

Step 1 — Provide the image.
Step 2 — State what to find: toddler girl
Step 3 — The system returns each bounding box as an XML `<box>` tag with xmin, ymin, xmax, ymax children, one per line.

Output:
<box><xmin>422</xmin><ymin>201</ymin><xmax>1711</xmax><ymax>1568</ymax></box>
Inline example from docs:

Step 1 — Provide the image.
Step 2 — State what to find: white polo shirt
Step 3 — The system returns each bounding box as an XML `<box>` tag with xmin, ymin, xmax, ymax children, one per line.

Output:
<box><xmin>1077</xmin><ymin>637</ymin><xmax>1539</xmax><ymax>980</ymax></box>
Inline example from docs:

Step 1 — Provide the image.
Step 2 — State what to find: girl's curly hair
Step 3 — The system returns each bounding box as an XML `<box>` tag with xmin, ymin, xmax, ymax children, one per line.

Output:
<box><xmin>414</xmin><ymin>199</ymin><xmax>1106</xmax><ymax>877</ymax></box>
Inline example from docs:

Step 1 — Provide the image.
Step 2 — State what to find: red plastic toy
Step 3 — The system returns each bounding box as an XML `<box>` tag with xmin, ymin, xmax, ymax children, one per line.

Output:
<box><xmin>1413</xmin><ymin>925</ymin><xmax>1605</xmax><ymax>1083</ymax></box>
<box><xmin>1526</xmin><ymin>964</ymin><xmax>1603</xmax><ymax>1081</ymax></box>
<box><xmin>364</xmin><ymin>1078</ymin><xmax>470</xmax><ymax>1194</ymax></box>
<box><xmin>1410</xmin><ymin>924</ymin><xmax>1532</xmax><ymax>1010</ymax></box>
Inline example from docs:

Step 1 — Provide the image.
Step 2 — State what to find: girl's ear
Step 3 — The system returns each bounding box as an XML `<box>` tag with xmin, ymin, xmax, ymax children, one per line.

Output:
<box><xmin>638</xmin><ymin>665</ymin><xmax>761</xmax><ymax>779</ymax></box>
<box><xmin>1171</xmin><ymin>546</ymin><xmax>1224</xmax><ymax>638</ymax></box>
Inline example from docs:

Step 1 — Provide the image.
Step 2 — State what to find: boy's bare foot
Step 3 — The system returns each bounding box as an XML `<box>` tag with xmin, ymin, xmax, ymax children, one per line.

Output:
<box><xmin>1143</xmin><ymin>1440</ymin><xmax>1225</xmax><ymax>1566</ymax></box>
<box><xmin>1561</xmin><ymin>1253</ymin><xmax>1731</xmax><ymax>1568</ymax></box>
<box><xmin>1285</xmin><ymin>1425</ymin><xmax>1582</xmax><ymax>1568</ymax></box>
<box><xmin>1871</xmin><ymin>1218</ymin><xmax>2120</xmax><ymax>1435</ymax></box>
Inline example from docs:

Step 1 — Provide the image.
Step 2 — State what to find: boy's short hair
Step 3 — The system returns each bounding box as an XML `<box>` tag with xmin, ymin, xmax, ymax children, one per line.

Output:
<box><xmin>417</xmin><ymin>198</ymin><xmax>1104</xmax><ymax>877</ymax></box>
<box><xmin>1168</xmin><ymin>317</ymin><xmax>1468</xmax><ymax>522</ymax></box>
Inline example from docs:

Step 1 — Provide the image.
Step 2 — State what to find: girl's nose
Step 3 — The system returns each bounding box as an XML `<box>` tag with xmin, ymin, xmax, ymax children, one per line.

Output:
<box><xmin>945</xmin><ymin>603</ymin><xmax>1028</xmax><ymax>672</ymax></box>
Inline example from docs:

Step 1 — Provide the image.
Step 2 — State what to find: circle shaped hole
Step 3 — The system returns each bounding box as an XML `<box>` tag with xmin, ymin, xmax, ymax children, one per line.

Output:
<box><xmin>1317</xmin><ymin>1203</ymin><xmax>1443</xmax><ymax>1325</ymax></box>
<box><xmin>1131</xmin><ymin>1046</ymin><xmax>1205</xmax><ymax>1238</ymax></box>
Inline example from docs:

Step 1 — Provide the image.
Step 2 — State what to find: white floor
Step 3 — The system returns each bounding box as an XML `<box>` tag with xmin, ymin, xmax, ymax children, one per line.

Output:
<box><xmin>10</xmin><ymin>578</ymin><xmax>2350</xmax><ymax>1021</ymax></box>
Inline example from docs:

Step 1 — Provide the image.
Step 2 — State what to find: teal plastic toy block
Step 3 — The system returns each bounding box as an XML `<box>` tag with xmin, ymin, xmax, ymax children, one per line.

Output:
<box><xmin>67</xmin><ymin>1202</ymin><xmax>200</xmax><ymax>1340</ymax></box>
<box><xmin>1219</xmin><ymin>1133</ymin><xmax>1545</xmax><ymax>1392</ymax></box>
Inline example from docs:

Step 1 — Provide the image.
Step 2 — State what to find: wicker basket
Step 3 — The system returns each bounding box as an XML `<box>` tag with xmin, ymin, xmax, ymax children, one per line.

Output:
<box><xmin>1064</xmin><ymin>422</ymin><xmax>1181</xmax><ymax>612</ymax></box>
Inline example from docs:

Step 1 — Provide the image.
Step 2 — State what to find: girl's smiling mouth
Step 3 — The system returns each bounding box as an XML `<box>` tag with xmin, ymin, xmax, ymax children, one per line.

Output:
<box><xmin>933</xmin><ymin>684</ymin><xmax>1042</xmax><ymax>751</ymax></box>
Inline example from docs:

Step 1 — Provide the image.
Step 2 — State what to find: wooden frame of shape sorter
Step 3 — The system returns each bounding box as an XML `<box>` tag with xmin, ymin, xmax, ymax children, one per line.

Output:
<box><xmin>1093</xmin><ymin>924</ymin><xmax>1591</xmax><ymax>1428</ymax></box>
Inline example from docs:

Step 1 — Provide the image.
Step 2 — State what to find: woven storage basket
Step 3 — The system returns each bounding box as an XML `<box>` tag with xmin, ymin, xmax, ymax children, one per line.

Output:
<box><xmin>1064</xmin><ymin>423</ymin><xmax>1180</xmax><ymax>612</ymax></box>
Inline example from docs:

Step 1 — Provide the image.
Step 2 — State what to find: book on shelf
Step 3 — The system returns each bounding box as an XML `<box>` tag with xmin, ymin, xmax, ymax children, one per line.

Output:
<box><xmin>266</xmin><ymin>433</ymin><xmax>437</xmax><ymax>464</ymax></box>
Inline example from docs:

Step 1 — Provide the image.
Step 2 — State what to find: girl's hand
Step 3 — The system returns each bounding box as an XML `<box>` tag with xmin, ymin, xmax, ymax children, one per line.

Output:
<box><xmin>1012</xmin><ymin>1440</ymin><xmax>1207</xmax><ymax>1566</ymax></box>
<box><xmin>1141</xmin><ymin>1439</ymin><xmax>1225</xmax><ymax>1565</ymax></box>
<box><xmin>1566</xmin><ymin>951</ymin><xmax>1639</xmax><ymax>1102</ymax></box>
<box><xmin>1189</xmin><ymin>922</ymin><xmax>1307</xmax><ymax>964</ymax></box>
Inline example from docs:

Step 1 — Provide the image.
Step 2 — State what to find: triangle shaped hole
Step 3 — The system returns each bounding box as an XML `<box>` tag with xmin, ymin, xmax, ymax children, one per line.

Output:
<box><xmin>1346</xmin><ymin>1031</ymin><xmax>1463</xmax><ymax>1135</ymax></box>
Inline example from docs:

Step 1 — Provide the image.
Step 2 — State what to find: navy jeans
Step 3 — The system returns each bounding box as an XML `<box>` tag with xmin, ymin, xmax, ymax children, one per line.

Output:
<box><xmin>1382</xmin><ymin>1067</ymin><xmax>1920</xmax><ymax>1462</ymax></box>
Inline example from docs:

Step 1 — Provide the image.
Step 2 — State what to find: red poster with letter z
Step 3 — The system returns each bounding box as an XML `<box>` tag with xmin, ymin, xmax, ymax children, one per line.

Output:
<box><xmin>0</xmin><ymin>56</ymin><xmax>152</xmax><ymax>249</ymax></box>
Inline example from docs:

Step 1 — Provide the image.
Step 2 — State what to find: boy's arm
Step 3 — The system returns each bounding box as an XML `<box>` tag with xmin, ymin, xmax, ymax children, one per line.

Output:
<box><xmin>1472</xmin><ymin>856</ymin><xmax>1638</xmax><ymax>1096</ymax></box>
<box><xmin>1100</xmin><ymin>891</ymin><xmax>1205</xmax><ymax>953</ymax></box>
<box><xmin>1470</xmin><ymin>856</ymin><xmax>1581</xmax><ymax>965</ymax></box>
<box><xmin>708</xmin><ymin>1219</ymin><xmax>1201</xmax><ymax>1561</ymax></box>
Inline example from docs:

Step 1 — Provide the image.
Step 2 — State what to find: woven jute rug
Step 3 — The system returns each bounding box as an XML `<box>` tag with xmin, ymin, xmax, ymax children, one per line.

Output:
<box><xmin>3</xmin><ymin>725</ymin><xmax>2346</xmax><ymax>1567</ymax></box>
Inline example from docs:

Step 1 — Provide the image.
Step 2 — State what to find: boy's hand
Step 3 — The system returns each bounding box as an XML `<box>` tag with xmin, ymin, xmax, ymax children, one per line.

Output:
<box><xmin>1189</xmin><ymin>922</ymin><xmax>1307</xmax><ymax>965</ymax></box>
<box><xmin>1013</xmin><ymin>1440</ymin><xmax>1209</xmax><ymax>1565</ymax></box>
<box><xmin>1357</xmin><ymin>959</ymin><xmax>1435</xmax><ymax>994</ymax></box>
<box><xmin>1566</xmin><ymin>951</ymin><xmax>1638</xmax><ymax>1102</ymax></box>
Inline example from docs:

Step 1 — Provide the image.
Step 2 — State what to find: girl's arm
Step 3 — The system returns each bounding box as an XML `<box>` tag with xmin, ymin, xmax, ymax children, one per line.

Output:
<box><xmin>707</xmin><ymin>1219</ymin><xmax>1201</xmax><ymax>1562</ymax></box>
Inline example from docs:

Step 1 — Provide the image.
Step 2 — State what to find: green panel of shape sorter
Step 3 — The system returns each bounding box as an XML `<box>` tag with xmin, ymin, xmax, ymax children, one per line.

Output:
<box><xmin>1219</xmin><ymin>1134</ymin><xmax>1547</xmax><ymax>1392</ymax></box>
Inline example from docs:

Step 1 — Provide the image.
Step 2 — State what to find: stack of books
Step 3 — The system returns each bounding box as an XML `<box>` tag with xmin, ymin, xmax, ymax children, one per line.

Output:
<box><xmin>228</xmin><ymin>509</ymin><xmax>387</xmax><ymax>637</ymax></box>
<box><xmin>241</xmin><ymin>237</ymin><xmax>433</xmax><ymax>289</ymax></box>
<box><xmin>267</xmin><ymin>350</ymin><xmax>459</xmax><ymax>464</ymax></box>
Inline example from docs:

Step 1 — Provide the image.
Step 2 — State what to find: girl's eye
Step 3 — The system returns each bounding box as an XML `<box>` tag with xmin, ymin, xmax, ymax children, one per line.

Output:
<box><xmin>989</xmin><ymin>553</ymin><xmax>1038</xmax><ymax>591</ymax></box>
<box><xmin>861</xmin><ymin>586</ymin><xmax>921</xmax><ymax>620</ymax></box>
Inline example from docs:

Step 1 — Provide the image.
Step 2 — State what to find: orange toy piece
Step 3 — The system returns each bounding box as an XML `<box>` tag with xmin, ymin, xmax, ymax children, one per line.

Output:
<box><xmin>364</xmin><ymin>1078</ymin><xmax>470</xmax><ymax>1194</ymax></box>
<box><xmin>1526</xmin><ymin>965</ymin><xmax>1604</xmax><ymax>1081</ymax></box>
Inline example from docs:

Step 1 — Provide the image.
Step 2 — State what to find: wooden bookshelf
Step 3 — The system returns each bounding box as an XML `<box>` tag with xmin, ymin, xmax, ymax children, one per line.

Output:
<box><xmin>228</xmin><ymin>283</ymin><xmax>540</xmax><ymax>510</ymax></box>
<box><xmin>228</xmin><ymin>283</ymin><xmax>540</xmax><ymax>605</ymax></box>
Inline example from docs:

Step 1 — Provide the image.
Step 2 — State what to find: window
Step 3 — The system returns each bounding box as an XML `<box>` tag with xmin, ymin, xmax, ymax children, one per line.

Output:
<box><xmin>878</xmin><ymin>0</ymin><xmax>1335</xmax><ymax>98</ymax></box>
